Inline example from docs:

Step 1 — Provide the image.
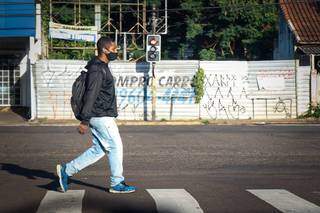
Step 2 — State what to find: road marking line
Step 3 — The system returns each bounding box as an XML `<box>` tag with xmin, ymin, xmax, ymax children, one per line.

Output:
<box><xmin>36</xmin><ymin>190</ymin><xmax>85</xmax><ymax>213</ymax></box>
<box><xmin>147</xmin><ymin>189</ymin><xmax>204</xmax><ymax>213</ymax></box>
<box><xmin>247</xmin><ymin>189</ymin><xmax>320</xmax><ymax>213</ymax></box>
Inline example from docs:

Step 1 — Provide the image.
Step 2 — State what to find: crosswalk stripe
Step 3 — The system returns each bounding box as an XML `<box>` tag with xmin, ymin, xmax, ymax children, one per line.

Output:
<box><xmin>147</xmin><ymin>189</ymin><xmax>204</xmax><ymax>213</ymax></box>
<box><xmin>247</xmin><ymin>189</ymin><xmax>320</xmax><ymax>213</ymax></box>
<box><xmin>36</xmin><ymin>190</ymin><xmax>85</xmax><ymax>213</ymax></box>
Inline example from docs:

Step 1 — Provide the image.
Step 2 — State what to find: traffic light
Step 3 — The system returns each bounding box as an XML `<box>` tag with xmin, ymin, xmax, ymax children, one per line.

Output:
<box><xmin>146</xmin><ymin>35</ymin><xmax>161</xmax><ymax>62</ymax></box>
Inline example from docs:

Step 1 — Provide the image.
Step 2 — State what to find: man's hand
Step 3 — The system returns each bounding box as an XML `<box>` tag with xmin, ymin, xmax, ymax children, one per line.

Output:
<box><xmin>78</xmin><ymin>122</ymin><xmax>88</xmax><ymax>134</ymax></box>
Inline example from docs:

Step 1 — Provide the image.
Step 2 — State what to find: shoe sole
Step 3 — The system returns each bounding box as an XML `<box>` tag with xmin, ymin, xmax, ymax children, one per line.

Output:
<box><xmin>109</xmin><ymin>189</ymin><xmax>136</xmax><ymax>194</ymax></box>
<box><xmin>56</xmin><ymin>164</ymin><xmax>66</xmax><ymax>192</ymax></box>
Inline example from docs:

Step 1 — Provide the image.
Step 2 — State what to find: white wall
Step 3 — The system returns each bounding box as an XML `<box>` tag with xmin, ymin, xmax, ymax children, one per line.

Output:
<box><xmin>33</xmin><ymin>60</ymin><xmax>310</xmax><ymax>120</ymax></box>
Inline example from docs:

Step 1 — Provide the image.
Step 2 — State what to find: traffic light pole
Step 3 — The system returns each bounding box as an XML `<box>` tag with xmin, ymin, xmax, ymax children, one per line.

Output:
<box><xmin>151</xmin><ymin>4</ymin><xmax>157</xmax><ymax>121</ymax></box>
<box><xmin>151</xmin><ymin>62</ymin><xmax>156</xmax><ymax>121</ymax></box>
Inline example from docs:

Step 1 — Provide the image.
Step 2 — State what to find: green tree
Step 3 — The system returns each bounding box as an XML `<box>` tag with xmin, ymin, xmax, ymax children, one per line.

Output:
<box><xmin>212</xmin><ymin>0</ymin><xmax>277</xmax><ymax>59</ymax></box>
<box><xmin>42</xmin><ymin>0</ymin><xmax>278</xmax><ymax>60</ymax></box>
<box><xmin>177</xmin><ymin>0</ymin><xmax>278</xmax><ymax>60</ymax></box>
<box><xmin>199</xmin><ymin>48</ymin><xmax>216</xmax><ymax>60</ymax></box>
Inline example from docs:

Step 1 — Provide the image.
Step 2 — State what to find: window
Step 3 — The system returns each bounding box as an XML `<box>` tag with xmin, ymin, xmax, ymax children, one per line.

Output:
<box><xmin>0</xmin><ymin>64</ymin><xmax>20</xmax><ymax>106</ymax></box>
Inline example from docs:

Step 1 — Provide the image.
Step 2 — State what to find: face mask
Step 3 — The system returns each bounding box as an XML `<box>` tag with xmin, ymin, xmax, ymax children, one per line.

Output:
<box><xmin>107</xmin><ymin>52</ymin><xmax>118</xmax><ymax>61</ymax></box>
<box><xmin>104</xmin><ymin>48</ymin><xmax>118</xmax><ymax>61</ymax></box>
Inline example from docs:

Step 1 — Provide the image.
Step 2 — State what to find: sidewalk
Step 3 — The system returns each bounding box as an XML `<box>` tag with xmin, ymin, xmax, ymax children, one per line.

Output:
<box><xmin>0</xmin><ymin>108</ymin><xmax>29</xmax><ymax>126</ymax></box>
<box><xmin>1</xmin><ymin>107</ymin><xmax>320</xmax><ymax>126</ymax></box>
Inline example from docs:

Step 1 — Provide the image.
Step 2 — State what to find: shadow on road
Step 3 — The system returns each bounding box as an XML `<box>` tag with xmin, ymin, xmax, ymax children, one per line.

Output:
<box><xmin>0</xmin><ymin>163</ymin><xmax>106</xmax><ymax>192</ymax></box>
<box><xmin>0</xmin><ymin>163</ymin><xmax>157</xmax><ymax>213</ymax></box>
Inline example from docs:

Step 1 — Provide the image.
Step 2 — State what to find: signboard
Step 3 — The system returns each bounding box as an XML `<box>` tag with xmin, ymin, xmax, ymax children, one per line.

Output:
<box><xmin>0</xmin><ymin>0</ymin><xmax>35</xmax><ymax>37</ymax></box>
<box><xmin>256</xmin><ymin>75</ymin><xmax>285</xmax><ymax>91</ymax></box>
<box><xmin>49</xmin><ymin>22</ymin><xmax>98</xmax><ymax>43</ymax></box>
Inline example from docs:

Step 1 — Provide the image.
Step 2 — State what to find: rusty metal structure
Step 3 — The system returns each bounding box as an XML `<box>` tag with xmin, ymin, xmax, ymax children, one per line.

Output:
<box><xmin>48</xmin><ymin>0</ymin><xmax>159</xmax><ymax>60</ymax></box>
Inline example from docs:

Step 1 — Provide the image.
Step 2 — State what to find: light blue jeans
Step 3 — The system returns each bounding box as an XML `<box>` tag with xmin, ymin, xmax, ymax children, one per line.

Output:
<box><xmin>65</xmin><ymin>117</ymin><xmax>125</xmax><ymax>187</ymax></box>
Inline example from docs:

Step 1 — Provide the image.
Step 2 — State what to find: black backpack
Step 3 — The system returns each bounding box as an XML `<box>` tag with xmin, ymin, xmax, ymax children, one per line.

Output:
<box><xmin>71</xmin><ymin>70</ymin><xmax>87</xmax><ymax>120</ymax></box>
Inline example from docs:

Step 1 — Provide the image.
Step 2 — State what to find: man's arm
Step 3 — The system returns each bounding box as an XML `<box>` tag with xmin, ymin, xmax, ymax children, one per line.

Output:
<box><xmin>79</xmin><ymin>68</ymin><xmax>104</xmax><ymax>126</ymax></box>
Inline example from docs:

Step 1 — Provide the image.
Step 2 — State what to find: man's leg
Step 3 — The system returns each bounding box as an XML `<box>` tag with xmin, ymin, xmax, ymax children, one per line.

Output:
<box><xmin>64</xmin><ymin>135</ymin><xmax>106</xmax><ymax>176</ymax></box>
<box><xmin>90</xmin><ymin>117</ymin><xmax>125</xmax><ymax>186</ymax></box>
<box><xmin>57</xmin><ymin>127</ymin><xmax>106</xmax><ymax>192</ymax></box>
<box><xmin>107</xmin><ymin>119</ymin><xmax>136</xmax><ymax>193</ymax></box>
<box><xmin>90</xmin><ymin>117</ymin><xmax>135</xmax><ymax>193</ymax></box>
<box><xmin>104</xmin><ymin>118</ymin><xmax>125</xmax><ymax>187</ymax></box>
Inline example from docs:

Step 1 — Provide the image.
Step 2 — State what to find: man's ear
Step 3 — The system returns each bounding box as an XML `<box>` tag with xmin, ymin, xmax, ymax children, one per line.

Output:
<box><xmin>102</xmin><ymin>48</ymin><xmax>108</xmax><ymax>54</ymax></box>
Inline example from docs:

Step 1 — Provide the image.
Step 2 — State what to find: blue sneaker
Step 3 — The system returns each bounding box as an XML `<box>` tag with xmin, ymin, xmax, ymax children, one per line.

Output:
<box><xmin>56</xmin><ymin>164</ymin><xmax>68</xmax><ymax>192</ymax></box>
<box><xmin>109</xmin><ymin>181</ymin><xmax>136</xmax><ymax>193</ymax></box>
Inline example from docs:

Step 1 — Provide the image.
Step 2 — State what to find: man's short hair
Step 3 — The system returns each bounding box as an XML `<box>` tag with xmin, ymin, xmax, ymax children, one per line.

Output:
<box><xmin>97</xmin><ymin>37</ymin><xmax>114</xmax><ymax>55</ymax></box>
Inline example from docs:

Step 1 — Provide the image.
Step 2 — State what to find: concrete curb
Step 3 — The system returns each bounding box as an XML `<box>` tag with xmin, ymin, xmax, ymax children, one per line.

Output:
<box><xmin>0</xmin><ymin>119</ymin><xmax>320</xmax><ymax>126</ymax></box>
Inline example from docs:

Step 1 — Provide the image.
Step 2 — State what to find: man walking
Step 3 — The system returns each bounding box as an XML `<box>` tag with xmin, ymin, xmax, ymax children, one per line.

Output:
<box><xmin>56</xmin><ymin>37</ymin><xmax>136</xmax><ymax>193</ymax></box>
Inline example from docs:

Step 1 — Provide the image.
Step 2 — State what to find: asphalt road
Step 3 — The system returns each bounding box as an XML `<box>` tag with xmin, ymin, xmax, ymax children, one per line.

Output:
<box><xmin>0</xmin><ymin>125</ymin><xmax>320</xmax><ymax>213</ymax></box>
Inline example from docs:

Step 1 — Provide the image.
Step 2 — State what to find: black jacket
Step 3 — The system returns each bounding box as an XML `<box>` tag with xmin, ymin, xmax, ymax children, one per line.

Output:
<box><xmin>79</xmin><ymin>57</ymin><xmax>118</xmax><ymax>124</ymax></box>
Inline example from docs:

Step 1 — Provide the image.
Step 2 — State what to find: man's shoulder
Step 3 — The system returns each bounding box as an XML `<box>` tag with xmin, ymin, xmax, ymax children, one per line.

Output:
<box><xmin>88</xmin><ymin>62</ymin><xmax>105</xmax><ymax>73</ymax></box>
<box><xmin>97</xmin><ymin>63</ymin><xmax>111</xmax><ymax>75</ymax></box>
<box><xmin>86</xmin><ymin>58</ymin><xmax>110</xmax><ymax>75</ymax></box>
<box><xmin>87</xmin><ymin>66</ymin><xmax>110</xmax><ymax>82</ymax></box>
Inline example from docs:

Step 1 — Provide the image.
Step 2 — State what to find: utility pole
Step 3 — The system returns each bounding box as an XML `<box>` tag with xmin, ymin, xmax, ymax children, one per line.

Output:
<box><xmin>151</xmin><ymin>3</ymin><xmax>157</xmax><ymax>121</ymax></box>
<box><xmin>94</xmin><ymin>4</ymin><xmax>101</xmax><ymax>56</ymax></box>
<box><xmin>123</xmin><ymin>32</ymin><xmax>127</xmax><ymax>61</ymax></box>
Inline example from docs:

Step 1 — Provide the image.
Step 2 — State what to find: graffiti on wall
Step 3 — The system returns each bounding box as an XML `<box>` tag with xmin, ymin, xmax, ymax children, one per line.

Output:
<box><xmin>251</xmin><ymin>97</ymin><xmax>292</xmax><ymax>119</ymax></box>
<box><xmin>252</xmin><ymin>69</ymin><xmax>295</xmax><ymax>119</ymax></box>
<box><xmin>41</xmin><ymin>64</ymin><xmax>84</xmax><ymax>88</ymax></box>
<box><xmin>40</xmin><ymin>64</ymin><xmax>84</xmax><ymax>118</ymax></box>
<box><xmin>274</xmin><ymin>98</ymin><xmax>292</xmax><ymax>118</ymax></box>
<box><xmin>37</xmin><ymin>61</ymin><xmax>298</xmax><ymax>120</ymax></box>
<box><xmin>201</xmin><ymin>73</ymin><xmax>250</xmax><ymax>119</ymax></box>
<box><xmin>200</xmin><ymin>70</ymin><xmax>295</xmax><ymax>120</ymax></box>
<box><xmin>256</xmin><ymin>70</ymin><xmax>294</xmax><ymax>91</ymax></box>
<box><xmin>114</xmin><ymin>74</ymin><xmax>195</xmax><ymax>119</ymax></box>
<box><xmin>40</xmin><ymin>64</ymin><xmax>196</xmax><ymax>119</ymax></box>
<box><xmin>115</xmin><ymin>75</ymin><xmax>192</xmax><ymax>88</ymax></box>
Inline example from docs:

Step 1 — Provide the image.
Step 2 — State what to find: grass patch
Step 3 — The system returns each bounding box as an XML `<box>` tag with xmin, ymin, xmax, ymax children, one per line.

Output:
<box><xmin>201</xmin><ymin>119</ymin><xmax>209</xmax><ymax>125</ymax></box>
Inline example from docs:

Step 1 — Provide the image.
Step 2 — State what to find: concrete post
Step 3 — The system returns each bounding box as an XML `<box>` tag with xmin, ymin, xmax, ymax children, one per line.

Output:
<box><xmin>95</xmin><ymin>4</ymin><xmax>101</xmax><ymax>55</ymax></box>
<box><xmin>311</xmin><ymin>54</ymin><xmax>318</xmax><ymax>106</ymax></box>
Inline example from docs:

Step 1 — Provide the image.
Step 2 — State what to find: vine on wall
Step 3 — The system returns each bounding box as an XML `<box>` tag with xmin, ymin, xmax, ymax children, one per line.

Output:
<box><xmin>192</xmin><ymin>68</ymin><xmax>205</xmax><ymax>104</ymax></box>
